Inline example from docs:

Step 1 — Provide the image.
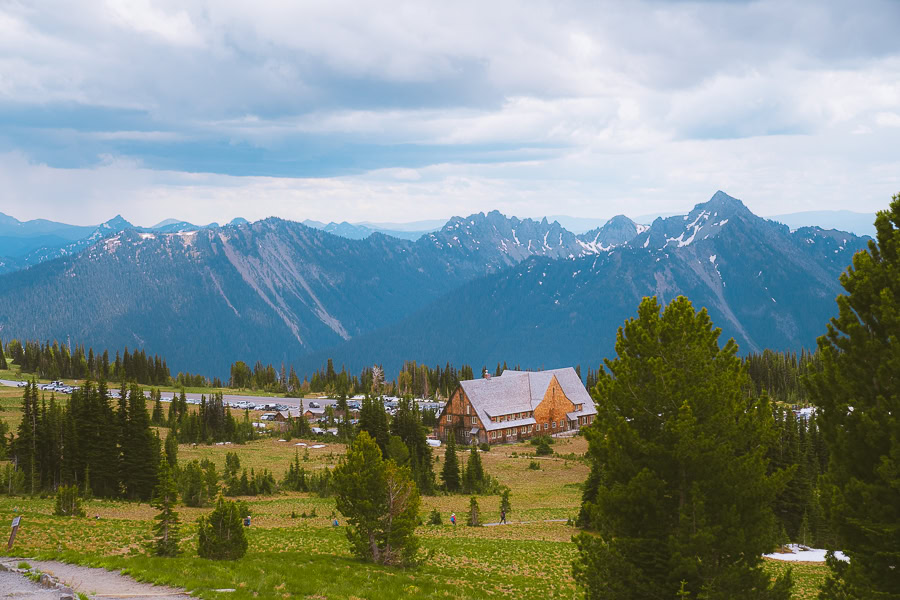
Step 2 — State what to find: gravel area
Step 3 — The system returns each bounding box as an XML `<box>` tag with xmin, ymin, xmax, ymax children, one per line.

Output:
<box><xmin>0</xmin><ymin>570</ymin><xmax>60</xmax><ymax>599</ymax></box>
<box><xmin>2</xmin><ymin>561</ymin><xmax>191</xmax><ymax>600</ymax></box>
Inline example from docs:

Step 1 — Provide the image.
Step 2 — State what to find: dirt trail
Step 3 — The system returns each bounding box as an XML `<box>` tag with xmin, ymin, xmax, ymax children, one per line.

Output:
<box><xmin>1</xmin><ymin>560</ymin><xmax>192</xmax><ymax>600</ymax></box>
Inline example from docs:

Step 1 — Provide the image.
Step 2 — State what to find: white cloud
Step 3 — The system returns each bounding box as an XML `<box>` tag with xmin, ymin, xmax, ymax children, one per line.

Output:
<box><xmin>0</xmin><ymin>0</ymin><xmax>898</xmax><ymax>222</ymax></box>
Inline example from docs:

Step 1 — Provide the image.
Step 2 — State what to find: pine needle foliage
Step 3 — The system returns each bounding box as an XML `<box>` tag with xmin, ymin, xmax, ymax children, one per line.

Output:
<box><xmin>574</xmin><ymin>295</ymin><xmax>792</xmax><ymax>600</ymax></box>
<box><xmin>808</xmin><ymin>194</ymin><xmax>900</xmax><ymax>599</ymax></box>
<box><xmin>151</xmin><ymin>459</ymin><xmax>180</xmax><ymax>557</ymax></box>
<box><xmin>197</xmin><ymin>496</ymin><xmax>248</xmax><ymax>560</ymax></box>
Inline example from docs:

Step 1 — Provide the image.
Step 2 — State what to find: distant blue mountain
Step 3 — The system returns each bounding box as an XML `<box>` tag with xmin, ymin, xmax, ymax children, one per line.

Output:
<box><xmin>766</xmin><ymin>210</ymin><xmax>876</xmax><ymax>237</ymax></box>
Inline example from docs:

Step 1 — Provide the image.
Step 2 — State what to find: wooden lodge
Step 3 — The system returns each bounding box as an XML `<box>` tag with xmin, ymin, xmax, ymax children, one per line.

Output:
<box><xmin>435</xmin><ymin>367</ymin><xmax>597</xmax><ymax>445</ymax></box>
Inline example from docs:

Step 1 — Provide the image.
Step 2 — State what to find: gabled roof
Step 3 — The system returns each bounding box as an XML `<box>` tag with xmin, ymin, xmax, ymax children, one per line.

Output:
<box><xmin>458</xmin><ymin>367</ymin><xmax>596</xmax><ymax>431</ymax></box>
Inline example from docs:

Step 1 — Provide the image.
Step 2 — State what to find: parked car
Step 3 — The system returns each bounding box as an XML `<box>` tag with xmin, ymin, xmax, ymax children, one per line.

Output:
<box><xmin>308</xmin><ymin>401</ymin><xmax>321</xmax><ymax>408</ymax></box>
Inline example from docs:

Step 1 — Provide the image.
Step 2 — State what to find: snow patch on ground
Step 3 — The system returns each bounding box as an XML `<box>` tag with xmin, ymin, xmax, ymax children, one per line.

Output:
<box><xmin>709</xmin><ymin>254</ymin><xmax>717</xmax><ymax>264</ymax></box>
<box><xmin>765</xmin><ymin>545</ymin><xmax>848</xmax><ymax>563</ymax></box>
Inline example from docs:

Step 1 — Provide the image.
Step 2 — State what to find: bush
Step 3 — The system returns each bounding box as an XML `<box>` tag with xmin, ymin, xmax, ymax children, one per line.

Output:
<box><xmin>54</xmin><ymin>485</ymin><xmax>85</xmax><ymax>517</ymax></box>
<box><xmin>478</xmin><ymin>443</ymin><xmax>490</xmax><ymax>452</ymax></box>
<box><xmin>197</xmin><ymin>496</ymin><xmax>248</xmax><ymax>560</ymax></box>
<box><xmin>530</xmin><ymin>435</ymin><xmax>555</xmax><ymax>446</ymax></box>
<box><xmin>534</xmin><ymin>437</ymin><xmax>553</xmax><ymax>456</ymax></box>
<box><xmin>528</xmin><ymin>461</ymin><xmax>541</xmax><ymax>470</ymax></box>
<box><xmin>428</xmin><ymin>508</ymin><xmax>443</xmax><ymax>525</ymax></box>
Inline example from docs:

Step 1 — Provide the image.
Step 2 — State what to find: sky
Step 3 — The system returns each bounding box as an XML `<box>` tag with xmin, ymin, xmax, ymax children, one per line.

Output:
<box><xmin>1</xmin><ymin>0</ymin><xmax>899</xmax><ymax>226</ymax></box>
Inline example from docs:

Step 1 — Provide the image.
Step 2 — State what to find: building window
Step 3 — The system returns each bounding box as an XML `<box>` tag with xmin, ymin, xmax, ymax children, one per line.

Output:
<box><xmin>466</xmin><ymin>404</ymin><xmax>470</xmax><ymax>415</ymax></box>
<box><xmin>471</xmin><ymin>416</ymin><xmax>477</xmax><ymax>425</ymax></box>
<box><xmin>551</xmin><ymin>421</ymin><xmax>556</xmax><ymax>428</ymax></box>
<box><xmin>544</xmin><ymin>423</ymin><xmax>548</xmax><ymax>430</ymax></box>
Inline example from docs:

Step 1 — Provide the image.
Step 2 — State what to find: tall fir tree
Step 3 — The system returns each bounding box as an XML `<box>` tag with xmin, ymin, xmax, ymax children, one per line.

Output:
<box><xmin>808</xmin><ymin>194</ymin><xmax>900</xmax><ymax>599</ymax></box>
<box><xmin>0</xmin><ymin>337</ymin><xmax>7</xmax><ymax>370</ymax></box>
<box><xmin>440</xmin><ymin>433</ymin><xmax>461</xmax><ymax>492</ymax></box>
<box><xmin>358</xmin><ymin>396</ymin><xmax>390</xmax><ymax>455</ymax></box>
<box><xmin>574</xmin><ymin>296</ymin><xmax>792</xmax><ymax>600</ymax></box>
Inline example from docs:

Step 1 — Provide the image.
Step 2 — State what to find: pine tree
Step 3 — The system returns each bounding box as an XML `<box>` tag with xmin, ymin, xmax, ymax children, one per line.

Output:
<box><xmin>574</xmin><ymin>296</ymin><xmax>792</xmax><ymax>600</ymax></box>
<box><xmin>440</xmin><ymin>434</ymin><xmax>461</xmax><ymax>492</ymax></box>
<box><xmin>808</xmin><ymin>194</ymin><xmax>900</xmax><ymax>599</ymax></box>
<box><xmin>151</xmin><ymin>459</ymin><xmax>181</xmax><ymax>557</ymax></box>
<box><xmin>462</xmin><ymin>445</ymin><xmax>485</xmax><ymax>494</ymax></box>
<box><xmin>151</xmin><ymin>389</ymin><xmax>164</xmax><ymax>426</ymax></box>
<box><xmin>197</xmin><ymin>496</ymin><xmax>247</xmax><ymax>560</ymax></box>
<box><xmin>0</xmin><ymin>337</ymin><xmax>7</xmax><ymax>370</ymax></box>
<box><xmin>467</xmin><ymin>496</ymin><xmax>481</xmax><ymax>527</ymax></box>
<box><xmin>333</xmin><ymin>432</ymin><xmax>420</xmax><ymax>566</ymax></box>
<box><xmin>500</xmin><ymin>488</ymin><xmax>511</xmax><ymax>516</ymax></box>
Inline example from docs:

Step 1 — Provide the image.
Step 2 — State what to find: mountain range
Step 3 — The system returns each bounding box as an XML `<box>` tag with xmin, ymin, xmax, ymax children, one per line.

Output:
<box><xmin>0</xmin><ymin>192</ymin><xmax>871</xmax><ymax>377</ymax></box>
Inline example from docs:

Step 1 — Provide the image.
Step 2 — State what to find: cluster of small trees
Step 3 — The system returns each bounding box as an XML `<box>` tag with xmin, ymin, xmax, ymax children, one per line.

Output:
<box><xmin>439</xmin><ymin>436</ymin><xmax>497</xmax><ymax>494</ymax></box>
<box><xmin>8</xmin><ymin>380</ymin><xmax>159</xmax><ymax>499</ymax></box>
<box><xmin>221</xmin><ymin>452</ymin><xmax>277</xmax><ymax>496</ymax></box>
<box><xmin>5</xmin><ymin>339</ymin><xmax>170</xmax><ymax>386</ymax></box>
<box><xmin>159</xmin><ymin>390</ymin><xmax>256</xmax><ymax>445</ymax></box>
<box><xmin>358</xmin><ymin>397</ymin><xmax>436</xmax><ymax>494</ymax></box>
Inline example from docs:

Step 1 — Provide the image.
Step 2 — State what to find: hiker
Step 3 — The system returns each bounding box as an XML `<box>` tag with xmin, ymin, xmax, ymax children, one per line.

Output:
<box><xmin>450</xmin><ymin>512</ymin><xmax>456</xmax><ymax>526</ymax></box>
<box><xmin>500</xmin><ymin>509</ymin><xmax>507</xmax><ymax>525</ymax></box>
<box><xmin>332</xmin><ymin>518</ymin><xmax>339</xmax><ymax>527</ymax></box>
<box><xmin>244</xmin><ymin>516</ymin><xmax>251</xmax><ymax>527</ymax></box>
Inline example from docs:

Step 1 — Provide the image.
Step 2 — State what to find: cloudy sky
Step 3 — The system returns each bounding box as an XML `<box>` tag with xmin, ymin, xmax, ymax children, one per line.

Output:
<box><xmin>1</xmin><ymin>0</ymin><xmax>899</xmax><ymax>226</ymax></box>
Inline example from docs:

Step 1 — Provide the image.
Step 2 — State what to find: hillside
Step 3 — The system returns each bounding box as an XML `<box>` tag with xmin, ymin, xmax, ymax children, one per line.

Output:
<box><xmin>0</xmin><ymin>192</ymin><xmax>870</xmax><ymax>377</ymax></box>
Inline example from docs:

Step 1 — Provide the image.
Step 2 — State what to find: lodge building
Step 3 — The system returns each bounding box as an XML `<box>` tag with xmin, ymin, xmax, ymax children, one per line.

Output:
<box><xmin>436</xmin><ymin>367</ymin><xmax>597</xmax><ymax>445</ymax></box>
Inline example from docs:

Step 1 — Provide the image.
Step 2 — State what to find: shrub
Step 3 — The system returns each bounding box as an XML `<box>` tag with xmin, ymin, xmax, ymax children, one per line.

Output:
<box><xmin>530</xmin><ymin>435</ymin><xmax>555</xmax><ymax>446</ymax></box>
<box><xmin>534</xmin><ymin>437</ymin><xmax>553</xmax><ymax>456</ymax></box>
<box><xmin>428</xmin><ymin>508</ymin><xmax>443</xmax><ymax>525</ymax></box>
<box><xmin>528</xmin><ymin>461</ymin><xmax>541</xmax><ymax>470</ymax></box>
<box><xmin>197</xmin><ymin>496</ymin><xmax>248</xmax><ymax>560</ymax></box>
<box><xmin>478</xmin><ymin>443</ymin><xmax>490</xmax><ymax>452</ymax></box>
<box><xmin>54</xmin><ymin>485</ymin><xmax>85</xmax><ymax>517</ymax></box>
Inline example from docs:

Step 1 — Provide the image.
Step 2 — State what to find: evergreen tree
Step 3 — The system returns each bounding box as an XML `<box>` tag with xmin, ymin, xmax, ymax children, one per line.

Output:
<box><xmin>333</xmin><ymin>432</ymin><xmax>420</xmax><ymax>566</ymax></box>
<box><xmin>390</xmin><ymin>398</ymin><xmax>435</xmax><ymax>494</ymax></box>
<box><xmin>151</xmin><ymin>389</ymin><xmax>164</xmax><ymax>426</ymax></box>
<box><xmin>197</xmin><ymin>496</ymin><xmax>248</xmax><ymax>560</ymax></box>
<box><xmin>0</xmin><ymin>337</ymin><xmax>7</xmax><ymax>370</ymax></box>
<box><xmin>467</xmin><ymin>496</ymin><xmax>481</xmax><ymax>527</ymax></box>
<box><xmin>440</xmin><ymin>434</ymin><xmax>461</xmax><ymax>492</ymax></box>
<box><xmin>121</xmin><ymin>384</ymin><xmax>158</xmax><ymax>500</ymax></box>
<box><xmin>54</xmin><ymin>484</ymin><xmax>85</xmax><ymax>517</ymax></box>
<box><xmin>574</xmin><ymin>296</ymin><xmax>792</xmax><ymax>600</ymax></box>
<box><xmin>164</xmin><ymin>432</ymin><xmax>178</xmax><ymax>468</ymax></box>
<box><xmin>500</xmin><ymin>488</ymin><xmax>511</xmax><ymax>516</ymax></box>
<box><xmin>151</xmin><ymin>459</ymin><xmax>181</xmax><ymax>557</ymax></box>
<box><xmin>808</xmin><ymin>194</ymin><xmax>900</xmax><ymax>599</ymax></box>
<box><xmin>462</xmin><ymin>445</ymin><xmax>485</xmax><ymax>494</ymax></box>
<box><xmin>358</xmin><ymin>396</ymin><xmax>390</xmax><ymax>455</ymax></box>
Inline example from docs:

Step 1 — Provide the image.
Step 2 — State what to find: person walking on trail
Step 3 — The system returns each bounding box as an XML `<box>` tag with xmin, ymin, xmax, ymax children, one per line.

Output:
<box><xmin>450</xmin><ymin>512</ymin><xmax>456</xmax><ymax>526</ymax></box>
<box><xmin>500</xmin><ymin>508</ymin><xmax>507</xmax><ymax>525</ymax></box>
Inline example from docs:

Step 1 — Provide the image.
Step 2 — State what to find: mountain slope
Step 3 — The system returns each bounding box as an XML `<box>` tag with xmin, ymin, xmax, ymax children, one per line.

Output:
<box><xmin>0</xmin><ymin>192</ymin><xmax>870</xmax><ymax>377</ymax></box>
<box><xmin>302</xmin><ymin>192</ymin><xmax>868</xmax><ymax>374</ymax></box>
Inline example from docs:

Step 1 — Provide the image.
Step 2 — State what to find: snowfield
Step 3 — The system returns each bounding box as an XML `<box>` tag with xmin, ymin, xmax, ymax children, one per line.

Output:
<box><xmin>764</xmin><ymin>544</ymin><xmax>848</xmax><ymax>562</ymax></box>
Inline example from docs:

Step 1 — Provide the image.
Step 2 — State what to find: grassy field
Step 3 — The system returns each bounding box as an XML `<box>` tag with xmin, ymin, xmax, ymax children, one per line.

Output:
<box><xmin>0</xmin><ymin>411</ymin><xmax>828</xmax><ymax>599</ymax></box>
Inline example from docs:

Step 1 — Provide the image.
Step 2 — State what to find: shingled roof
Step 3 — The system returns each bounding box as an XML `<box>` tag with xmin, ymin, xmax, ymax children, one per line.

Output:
<box><xmin>459</xmin><ymin>367</ymin><xmax>596</xmax><ymax>432</ymax></box>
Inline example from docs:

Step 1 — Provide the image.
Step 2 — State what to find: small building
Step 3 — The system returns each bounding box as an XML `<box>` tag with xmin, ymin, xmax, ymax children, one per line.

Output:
<box><xmin>304</xmin><ymin>407</ymin><xmax>326</xmax><ymax>421</ymax></box>
<box><xmin>435</xmin><ymin>367</ymin><xmax>597</xmax><ymax>445</ymax></box>
<box><xmin>273</xmin><ymin>411</ymin><xmax>291</xmax><ymax>423</ymax></box>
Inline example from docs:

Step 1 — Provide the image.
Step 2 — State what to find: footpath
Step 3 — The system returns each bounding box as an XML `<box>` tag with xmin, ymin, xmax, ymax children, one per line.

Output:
<box><xmin>0</xmin><ymin>559</ymin><xmax>192</xmax><ymax>600</ymax></box>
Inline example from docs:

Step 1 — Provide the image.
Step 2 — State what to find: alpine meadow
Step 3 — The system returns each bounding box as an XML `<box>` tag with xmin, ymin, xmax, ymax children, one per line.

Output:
<box><xmin>1</xmin><ymin>2</ymin><xmax>899</xmax><ymax>599</ymax></box>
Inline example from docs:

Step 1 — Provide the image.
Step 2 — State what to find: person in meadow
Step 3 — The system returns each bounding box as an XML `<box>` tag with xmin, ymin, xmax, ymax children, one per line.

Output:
<box><xmin>500</xmin><ymin>509</ymin><xmax>506</xmax><ymax>524</ymax></box>
<box><xmin>450</xmin><ymin>512</ymin><xmax>456</xmax><ymax>526</ymax></box>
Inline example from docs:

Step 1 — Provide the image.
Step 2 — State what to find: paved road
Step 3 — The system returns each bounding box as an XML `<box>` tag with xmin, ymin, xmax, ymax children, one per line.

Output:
<box><xmin>0</xmin><ymin>570</ymin><xmax>59</xmax><ymax>600</ymax></box>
